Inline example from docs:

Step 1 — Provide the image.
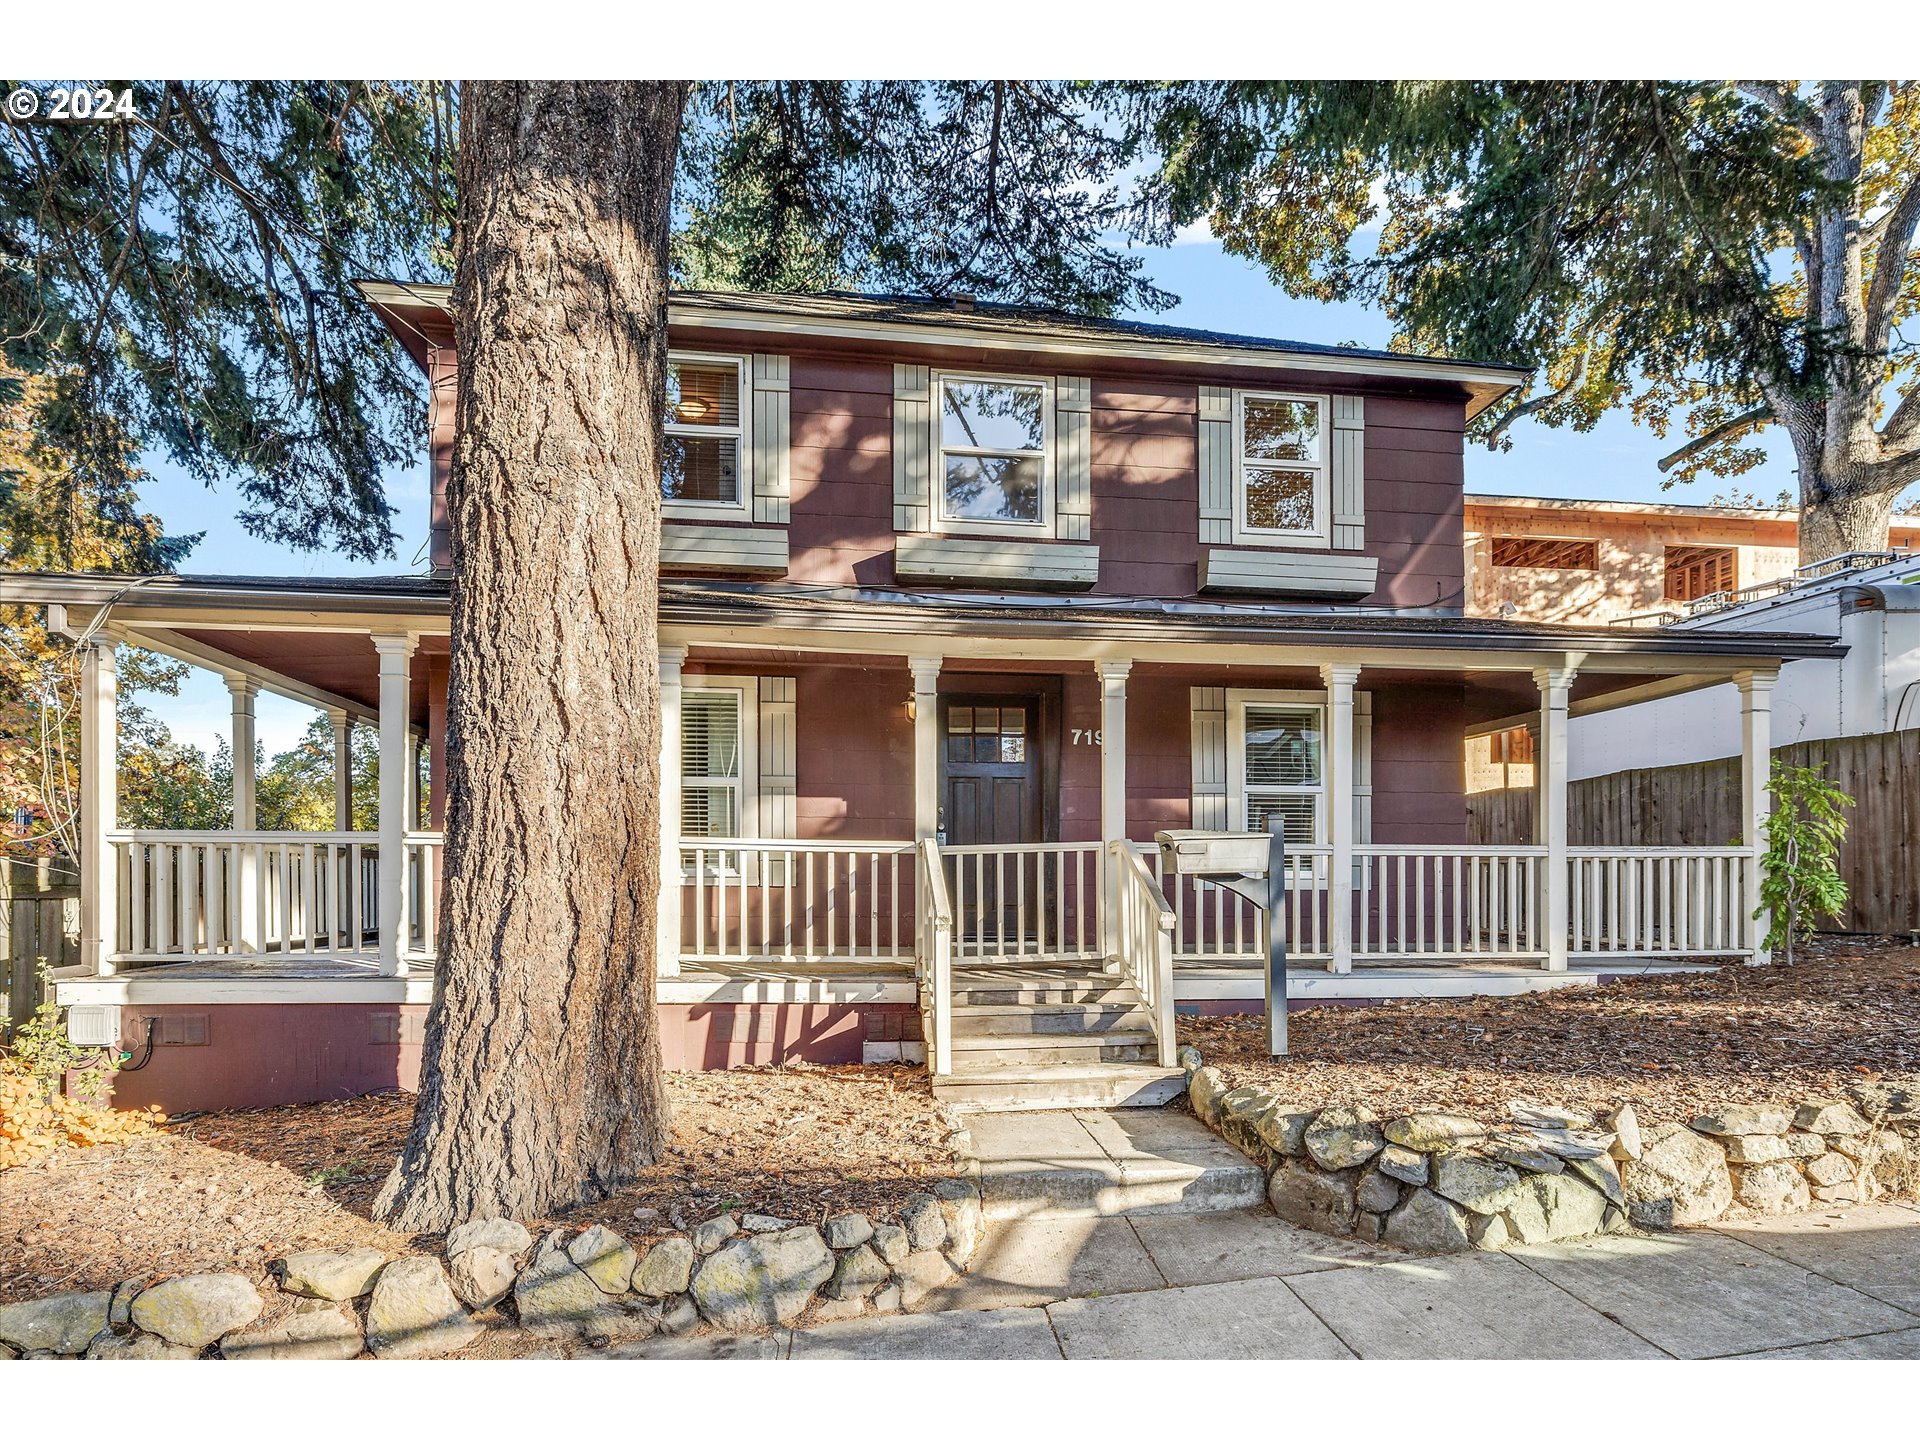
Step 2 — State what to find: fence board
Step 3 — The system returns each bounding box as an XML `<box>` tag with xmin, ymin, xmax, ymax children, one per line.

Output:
<box><xmin>1469</xmin><ymin>730</ymin><xmax>1920</xmax><ymax>936</ymax></box>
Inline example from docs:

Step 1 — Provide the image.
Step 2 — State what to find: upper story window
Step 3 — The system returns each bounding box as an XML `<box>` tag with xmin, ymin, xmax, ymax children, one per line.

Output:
<box><xmin>935</xmin><ymin>373</ymin><xmax>1053</xmax><ymax>535</ymax></box>
<box><xmin>1234</xmin><ymin>391</ymin><xmax>1329</xmax><ymax>546</ymax></box>
<box><xmin>1491</xmin><ymin>536</ymin><xmax>1599</xmax><ymax>570</ymax></box>
<box><xmin>663</xmin><ymin>354</ymin><xmax>746</xmax><ymax>516</ymax></box>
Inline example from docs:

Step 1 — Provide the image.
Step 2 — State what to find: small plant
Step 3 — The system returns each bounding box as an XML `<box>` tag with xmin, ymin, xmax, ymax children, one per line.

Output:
<box><xmin>1753</xmin><ymin>760</ymin><xmax>1855</xmax><ymax>965</ymax></box>
<box><xmin>1</xmin><ymin>967</ymin><xmax>164</xmax><ymax>1168</ymax></box>
<box><xmin>307</xmin><ymin>1163</ymin><xmax>363</xmax><ymax>1187</ymax></box>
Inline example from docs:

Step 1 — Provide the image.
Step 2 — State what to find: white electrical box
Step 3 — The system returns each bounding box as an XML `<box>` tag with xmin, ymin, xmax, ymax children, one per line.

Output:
<box><xmin>67</xmin><ymin>1004</ymin><xmax>121</xmax><ymax>1048</ymax></box>
<box><xmin>1154</xmin><ymin>830</ymin><xmax>1273</xmax><ymax>877</ymax></box>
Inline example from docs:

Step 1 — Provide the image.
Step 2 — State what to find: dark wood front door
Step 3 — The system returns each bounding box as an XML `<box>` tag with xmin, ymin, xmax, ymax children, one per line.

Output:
<box><xmin>941</xmin><ymin>695</ymin><xmax>1047</xmax><ymax>944</ymax></box>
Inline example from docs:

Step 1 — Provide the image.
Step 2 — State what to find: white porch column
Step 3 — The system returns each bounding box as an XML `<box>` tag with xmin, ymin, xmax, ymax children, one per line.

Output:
<box><xmin>1322</xmin><ymin>663</ymin><xmax>1361</xmax><ymax>975</ymax></box>
<box><xmin>1534</xmin><ymin>666</ymin><xmax>1576</xmax><ymax>972</ymax></box>
<box><xmin>78</xmin><ymin>639</ymin><xmax>118</xmax><ymax>976</ymax></box>
<box><xmin>373</xmin><ymin>635</ymin><xmax>415</xmax><ymax>976</ymax></box>
<box><xmin>405</xmin><ymin>732</ymin><xmax>423</xmax><ymax>830</ymax></box>
<box><xmin>328</xmin><ymin>709</ymin><xmax>353</xmax><ymax>830</ymax></box>
<box><xmin>658</xmin><ymin>644</ymin><xmax>687</xmax><ymax>978</ymax></box>
<box><xmin>1738</xmin><ymin>669</ymin><xmax>1777</xmax><ymax>964</ymax></box>
<box><xmin>1097</xmin><ymin>661</ymin><xmax>1131</xmax><ymax>844</ymax></box>
<box><xmin>226</xmin><ymin>675</ymin><xmax>258</xmax><ymax>830</ymax></box>
<box><xmin>909</xmin><ymin>656</ymin><xmax>943</xmax><ymax>842</ymax></box>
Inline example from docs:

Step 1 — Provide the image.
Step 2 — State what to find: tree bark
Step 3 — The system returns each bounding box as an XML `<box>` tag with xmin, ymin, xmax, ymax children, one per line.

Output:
<box><xmin>375</xmin><ymin>80</ymin><xmax>691</xmax><ymax>1229</ymax></box>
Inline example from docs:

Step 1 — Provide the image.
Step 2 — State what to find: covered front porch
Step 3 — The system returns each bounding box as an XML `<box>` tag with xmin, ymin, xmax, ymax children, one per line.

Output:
<box><xmin>16</xmin><ymin>574</ymin><xmax>1830</xmax><ymax>1101</ymax></box>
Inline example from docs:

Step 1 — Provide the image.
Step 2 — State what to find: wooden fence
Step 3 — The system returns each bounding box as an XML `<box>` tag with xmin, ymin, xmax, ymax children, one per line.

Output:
<box><xmin>1468</xmin><ymin>729</ymin><xmax>1920</xmax><ymax>937</ymax></box>
<box><xmin>3</xmin><ymin>858</ymin><xmax>80</xmax><ymax>1032</ymax></box>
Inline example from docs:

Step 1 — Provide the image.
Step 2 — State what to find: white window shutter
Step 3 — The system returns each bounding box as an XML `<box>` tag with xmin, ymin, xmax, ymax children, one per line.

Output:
<box><xmin>893</xmin><ymin>364</ymin><xmax>932</xmax><ymax>532</ymax></box>
<box><xmin>1332</xmin><ymin>395</ymin><xmax>1365</xmax><ymax>550</ymax></box>
<box><xmin>1190</xmin><ymin>686</ymin><xmax>1228</xmax><ymax>830</ymax></box>
<box><xmin>1197</xmin><ymin>386</ymin><xmax>1233</xmax><ymax>545</ymax></box>
<box><xmin>757</xmin><ymin>676</ymin><xmax>796</xmax><ymax>841</ymax></box>
<box><xmin>751</xmin><ymin>354</ymin><xmax>790</xmax><ymax>524</ymax></box>
<box><xmin>1355</xmin><ymin>690</ymin><xmax>1374</xmax><ymax>841</ymax></box>
<box><xmin>1056</xmin><ymin>376</ymin><xmax>1092</xmax><ymax>541</ymax></box>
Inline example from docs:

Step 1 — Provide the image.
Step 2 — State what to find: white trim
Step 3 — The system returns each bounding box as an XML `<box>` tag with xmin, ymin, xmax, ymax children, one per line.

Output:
<box><xmin>929</xmin><ymin>370</ymin><xmax>1056</xmax><ymax>539</ymax></box>
<box><xmin>56</xmin><ymin>973</ymin><xmax>438</xmax><ymax>1006</ymax></box>
<box><xmin>680</xmin><ymin>673</ymin><xmax>760</xmax><ymax>846</ymax></box>
<box><xmin>1232</xmin><ymin>390</ymin><xmax>1330</xmax><ymax>548</ymax></box>
<box><xmin>662</xmin><ymin>351</ymin><xmax>751</xmax><ymax>521</ymax></box>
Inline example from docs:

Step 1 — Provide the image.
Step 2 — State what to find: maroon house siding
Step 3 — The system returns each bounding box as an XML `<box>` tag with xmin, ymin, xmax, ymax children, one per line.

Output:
<box><xmin>792</xmin><ymin>661</ymin><xmax>914</xmax><ymax>841</ymax></box>
<box><xmin>1369</xmin><ymin>682</ymin><xmax>1469</xmax><ymax>843</ymax></box>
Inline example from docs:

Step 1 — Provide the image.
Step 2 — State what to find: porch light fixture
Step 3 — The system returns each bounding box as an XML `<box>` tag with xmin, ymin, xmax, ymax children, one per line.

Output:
<box><xmin>905</xmin><ymin>694</ymin><xmax>917</xmax><ymax>721</ymax></box>
<box><xmin>674</xmin><ymin>394</ymin><xmax>715</xmax><ymax>423</ymax></box>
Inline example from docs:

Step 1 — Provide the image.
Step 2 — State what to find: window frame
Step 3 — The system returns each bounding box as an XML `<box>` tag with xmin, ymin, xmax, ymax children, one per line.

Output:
<box><xmin>1232</xmin><ymin>389</ymin><xmax>1331</xmax><ymax>549</ymax></box>
<box><xmin>930</xmin><ymin>369</ymin><xmax>1056</xmax><ymax>538</ymax></box>
<box><xmin>662</xmin><ymin>351</ymin><xmax>751</xmax><ymax>521</ymax></box>
<box><xmin>679</xmin><ymin>675</ymin><xmax>760</xmax><ymax>857</ymax></box>
<box><xmin>1225</xmin><ymin>688</ymin><xmax>1330</xmax><ymax>845</ymax></box>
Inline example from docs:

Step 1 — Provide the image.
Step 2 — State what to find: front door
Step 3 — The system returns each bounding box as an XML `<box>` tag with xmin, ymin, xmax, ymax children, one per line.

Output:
<box><xmin>940</xmin><ymin>695</ymin><xmax>1046</xmax><ymax>944</ymax></box>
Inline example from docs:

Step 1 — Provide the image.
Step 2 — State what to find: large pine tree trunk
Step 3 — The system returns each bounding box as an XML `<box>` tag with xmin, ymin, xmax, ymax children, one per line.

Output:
<box><xmin>376</xmin><ymin>81</ymin><xmax>691</xmax><ymax>1230</ymax></box>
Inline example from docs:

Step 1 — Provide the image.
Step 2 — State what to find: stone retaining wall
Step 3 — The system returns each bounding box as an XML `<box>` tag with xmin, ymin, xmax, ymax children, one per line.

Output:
<box><xmin>0</xmin><ymin>1179</ymin><xmax>982</xmax><ymax>1360</ymax></box>
<box><xmin>1179</xmin><ymin>1047</ymin><xmax>1917</xmax><ymax>1254</ymax></box>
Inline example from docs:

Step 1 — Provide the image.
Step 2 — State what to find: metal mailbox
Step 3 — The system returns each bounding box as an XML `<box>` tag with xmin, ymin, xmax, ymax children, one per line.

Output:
<box><xmin>1154</xmin><ymin>826</ymin><xmax>1293</xmax><ymax>1058</ymax></box>
<box><xmin>1155</xmin><ymin>829</ymin><xmax>1273</xmax><ymax>878</ymax></box>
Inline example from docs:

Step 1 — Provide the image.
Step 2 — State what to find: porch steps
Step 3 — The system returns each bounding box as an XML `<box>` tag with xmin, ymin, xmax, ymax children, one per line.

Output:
<box><xmin>967</xmin><ymin>1108</ymin><xmax>1267</xmax><ymax>1219</ymax></box>
<box><xmin>935</xmin><ymin>1062</ymin><xmax>1187</xmax><ymax>1115</ymax></box>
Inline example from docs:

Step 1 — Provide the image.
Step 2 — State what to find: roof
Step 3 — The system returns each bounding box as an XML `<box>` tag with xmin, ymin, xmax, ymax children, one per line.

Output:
<box><xmin>0</xmin><ymin>570</ymin><xmax>1841</xmax><ymax>664</ymax></box>
<box><xmin>1467</xmin><ymin>491</ymin><xmax>1920</xmax><ymax>532</ymax></box>
<box><xmin>356</xmin><ymin>280</ymin><xmax>1529</xmax><ymax>419</ymax></box>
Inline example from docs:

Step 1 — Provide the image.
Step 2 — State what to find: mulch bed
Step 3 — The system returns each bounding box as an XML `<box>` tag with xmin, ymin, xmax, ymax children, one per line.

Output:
<box><xmin>1182</xmin><ymin>937</ymin><xmax>1920</xmax><ymax>1130</ymax></box>
<box><xmin>0</xmin><ymin>1063</ymin><xmax>957</xmax><ymax>1306</ymax></box>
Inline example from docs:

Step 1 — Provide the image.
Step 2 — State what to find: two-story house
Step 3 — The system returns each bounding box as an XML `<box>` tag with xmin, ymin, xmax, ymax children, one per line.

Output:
<box><xmin>4</xmin><ymin>287</ymin><xmax>1838</xmax><ymax>1114</ymax></box>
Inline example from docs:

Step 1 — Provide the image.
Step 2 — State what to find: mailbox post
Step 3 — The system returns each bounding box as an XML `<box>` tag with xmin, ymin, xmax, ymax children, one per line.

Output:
<box><xmin>1155</xmin><ymin>823</ymin><xmax>1290</xmax><ymax>1057</ymax></box>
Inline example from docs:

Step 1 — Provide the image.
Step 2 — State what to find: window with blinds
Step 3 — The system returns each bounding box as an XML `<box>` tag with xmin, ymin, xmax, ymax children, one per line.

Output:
<box><xmin>682</xmin><ymin>689</ymin><xmax>743</xmax><ymax>838</ymax></box>
<box><xmin>1241</xmin><ymin>703</ymin><xmax>1325</xmax><ymax>843</ymax></box>
<box><xmin>663</xmin><ymin>354</ymin><xmax>745</xmax><ymax>511</ymax></box>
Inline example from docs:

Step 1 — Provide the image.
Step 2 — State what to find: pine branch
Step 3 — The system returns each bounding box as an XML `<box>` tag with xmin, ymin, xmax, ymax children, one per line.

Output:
<box><xmin>1656</xmin><ymin>405</ymin><xmax>1776</xmax><ymax>474</ymax></box>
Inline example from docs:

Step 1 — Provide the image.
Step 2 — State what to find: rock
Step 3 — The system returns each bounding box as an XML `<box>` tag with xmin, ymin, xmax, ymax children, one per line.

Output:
<box><xmin>1533</xmin><ymin>1171</ymin><xmax>1611</xmax><ymax>1241</ymax></box>
<box><xmin>892</xmin><ymin>1248</ymin><xmax>956</xmax><ymax>1311</ymax></box>
<box><xmin>1565</xmin><ymin>1153</ymin><xmax>1627</xmax><ymax>1207</ymax></box>
<box><xmin>568</xmin><ymin>1224</ymin><xmax>638</xmax><ymax>1295</ymax></box>
<box><xmin>1832</xmin><ymin>1130</ymin><xmax>1901</xmax><ymax>1163</ymax></box>
<box><xmin>691</xmin><ymin>1213</ymin><xmax>739</xmax><ymax>1254</ymax></box>
<box><xmin>1523</xmin><ymin>1128</ymin><xmax>1613</xmax><ymax>1161</ymax></box>
<box><xmin>901</xmin><ymin>1193</ymin><xmax>948</xmax><ymax>1252</ymax></box>
<box><xmin>1804</xmin><ymin>1151</ymin><xmax>1857</xmax><ymax>1187</ymax></box>
<box><xmin>1304</xmin><ymin>1104</ymin><xmax>1385</xmax><ymax>1171</ymax></box>
<box><xmin>514</xmin><ymin>1234</ymin><xmax>622</xmax><ymax>1340</ymax></box>
<box><xmin>1622</xmin><ymin>1122</ymin><xmax>1734</xmax><ymax>1226</ymax></box>
<box><xmin>366</xmin><ymin>1257</ymin><xmax>483</xmax><ymax>1359</ymax></box>
<box><xmin>1218</xmin><ymin>1088</ymin><xmax>1281</xmax><ymax>1165</ymax></box>
<box><xmin>84</xmin><ymin>1330</ymin><xmax>198</xmax><ymax>1360</ymax></box>
<box><xmin>1469</xmin><ymin>1211</ymin><xmax>1516</xmax><ymax>1251</ymax></box>
<box><xmin>1176</xmin><ymin>1044</ymin><xmax>1204</xmax><ymax>1075</ymax></box>
<box><xmin>445</xmin><ymin>1217</ymin><xmax>532</xmax><ymax>1259</ymax></box>
<box><xmin>1376</xmin><ymin>1144</ymin><xmax>1430</xmax><ymax>1186</ymax></box>
<box><xmin>221</xmin><ymin>1307</ymin><xmax>365</xmax><ymax>1360</ymax></box>
<box><xmin>739</xmin><ymin>1214</ymin><xmax>793</xmax><ymax>1233</ymax></box>
<box><xmin>823</xmin><ymin>1243</ymin><xmax>891</xmax><ymax>1301</ymax></box>
<box><xmin>278</xmin><ymin>1246</ymin><xmax>388</xmax><ymax>1301</ymax></box>
<box><xmin>1719</xmin><ymin>1133</ymin><xmax>1795</xmax><ymax>1164</ymax></box>
<box><xmin>1602</xmin><ymin>1204</ymin><xmax>1634</xmax><ymax>1235</ymax></box>
<box><xmin>1382</xmin><ymin>1112</ymin><xmax>1487</xmax><ymax>1153</ymax></box>
<box><xmin>1734</xmin><ymin>1161</ymin><xmax>1810</xmax><ymax>1215</ymax></box>
<box><xmin>658</xmin><ymin>1294</ymin><xmax>700</xmax><ymax>1336</ymax></box>
<box><xmin>448</xmin><ymin>1246</ymin><xmax>520</xmax><ymax>1311</ymax></box>
<box><xmin>1606</xmin><ymin>1103</ymin><xmax>1643</xmax><ymax>1161</ymax></box>
<box><xmin>108</xmin><ymin>1276</ymin><xmax>149</xmax><ymax>1329</ymax></box>
<box><xmin>1489</xmin><ymin>1139</ymin><xmax>1566</xmax><ymax>1174</ymax></box>
<box><xmin>931</xmin><ymin>1179</ymin><xmax>984</xmax><ymax>1267</ymax></box>
<box><xmin>1354</xmin><ymin>1213</ymin><xmax>1387</xmax><ymax>1243</ymax></box>
<box><xmin>1794</xmin><ymin>1100</ymin><xmax>1871</xmax><ymax>1137</ymax></box>
<box><xmin>1783</xmin><ymin>1131</ymin><xmax>1827</xmax><ymax>1158</ymax></box>
<box><xmin>131</xmin><ymin>1274</ymin><xmax>263</xmax><ymax>1351</ymax></box>
<box><xmin>871</xmin><ymin>1223</ymin><xmax>910</xmax><ymax>1268</ymax></box>
<box><xmin>823</xmin><ymin>1212</ymin><xmax>873</xmax><ymax>1250</ymax></box>
<box><xmin>1507</xmin><ymin>1101</ymin><xmax>1591</xmax><ymax>1130</ymax></box>
<box><xmin>1429</xmin><ymin>1153</ymin><xmax>1528</xmax><ymax>1216</ymax></box>
<box><xmin>632</xmin><ymin>1236</ymin><xmax>695</xmax><ymax>1298</ymax></box>
<box><xmin>0</xmin><ymin>1291</ymin><xmax>111</xmax><ymax>1356</ymax></box>
<box><xmin>872</xmin><ymin>1284</ymin><xmax>903</xmax><ymax>1315</ymax></box>
<box><xmin>1381</xmin><ymin>1186</ymin><xmax>1473</xmax><ymax>1254</ymax></box>
<box><xmin>1251</xmin><ymin>1103</ymin><xmax>1319</xmax><ymax>1159</ymax></box>
<box><xmin>1848</xmin><ymin>1081</ymin><xmax>1916</xmax><ymax>1120</ymax></box>
<box><xmin>592</xmin><ymin>1297</ymin><xmax>663</xmax><ymax>1345</ymax></box>
<box><xmin>1355</xmin><ymin>1169</ymin><xmax>1402</xmax><ymax>1215</ymax></box>
<box><xmin>813</xmin><ymin>1295</ymin><xmax>867</xmax><ymax>1323</ymax></box>
<box><xmin>1499</xmin><ymin>1180</ymin><xmax>1552</xmax><ymax>1245</ymax></box>
<box><xmin>1189</xmin><ymin>1067</ymin><xmax>1230</xmax><ymax>1129</ymax></box>
<box><xmin>1690</xmin><ymin>1104</ymin><xmax>1791</xmax><ymax>1137</ymax></box>
<box><xmin>690</xmin><ymin>1227</ymin><xmax>835</xmax><ymax>1331</ymax></box>
<box><xmin>1267</xmin><ymin>1160</ymin><xmax>1358</xmax><ymax>1235</ymax></box>
<box><xmin>1812</xmin><ymin>1182</ymin><xmax>1865</xmax><ymax>1203</ymax></box>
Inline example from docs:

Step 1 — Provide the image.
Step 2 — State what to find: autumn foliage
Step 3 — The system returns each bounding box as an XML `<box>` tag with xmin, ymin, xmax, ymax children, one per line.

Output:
<box><xmin>0</xmin><ymin>972</ymin><xmax>164</xmax><ymax>1168</ymax></box>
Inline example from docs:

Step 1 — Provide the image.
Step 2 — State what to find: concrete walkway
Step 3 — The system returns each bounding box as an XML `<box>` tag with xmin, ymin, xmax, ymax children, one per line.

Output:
<box><xmin>617</xmin><ymin>1199</ymin><xmax>1920</xmax><ymax>1360</ymax></box>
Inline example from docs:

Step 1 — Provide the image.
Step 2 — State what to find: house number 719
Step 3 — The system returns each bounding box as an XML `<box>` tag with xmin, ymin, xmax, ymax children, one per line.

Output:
<box><xmin>1071</xmin><ymin>728</ymin><xmax>1103</xmax><ymax>746</ymax></box>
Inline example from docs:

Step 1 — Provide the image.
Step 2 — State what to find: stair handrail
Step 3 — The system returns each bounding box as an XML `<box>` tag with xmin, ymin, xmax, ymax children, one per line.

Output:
<box><xmin>915</xmin><ymin>838</ymin><xmax>954</xmax><ymax>1077</ymax></box>
<box><xmin>1108</xmin><ymin>838</ymin><xmax>1178</xmax><ymax>1068</ymax></box>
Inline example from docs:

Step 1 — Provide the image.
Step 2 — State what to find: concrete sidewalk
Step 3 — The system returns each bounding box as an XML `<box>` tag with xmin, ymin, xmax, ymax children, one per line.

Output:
<box><xmin>616</xmin><ymin>1199</ymin><xmax>1920</xmax><ymax>1360</ymax></box>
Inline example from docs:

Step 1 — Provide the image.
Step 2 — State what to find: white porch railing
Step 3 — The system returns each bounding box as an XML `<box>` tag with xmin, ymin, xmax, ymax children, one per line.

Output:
<box><xmin>943</xmin><ymin>841</ymin><xmax>1104</xmax><ymax>962</ymax></box>
<box><xmin>1569</xmin><ymin>846</ymin><xmax>1753</xmax><ymax>957</ymax></box>
<box><xmin>916</xmin><ymin>839</ymin><xmax>954</xmax><ymax>1076</ymax></box>
<box><xmin>1148</xmin><ymin>844</ymin><xmax>1333</xmax><ymax>964</ymax></box>
<box><xmin>1354</xmin><ymin>844</ymin><xmax>1548</xmax><ymax>961</ymax></box>
<box><xmin>1109</xmin><ymin>839</ymin><xmax>1177</xmax><ymax>1066</ymax></box>
<box><xmin>678</xmin><ymin>840</ymin><xmax>916</xmax><ymax>963</ymax></box>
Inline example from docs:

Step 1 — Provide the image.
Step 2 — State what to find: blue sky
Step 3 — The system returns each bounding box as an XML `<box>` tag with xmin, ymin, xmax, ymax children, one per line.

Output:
<box><xmin>132</xmin><ymin>230</ymin><xmax>1801</xmax><ymax>754</ymax></box>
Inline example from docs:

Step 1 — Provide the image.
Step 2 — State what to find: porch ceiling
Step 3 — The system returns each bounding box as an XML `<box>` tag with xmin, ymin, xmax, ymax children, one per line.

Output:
<box><xmin>167</xmin><ymin>628</ymin><xmax>445</xmax><ymax>727</ymax></box>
